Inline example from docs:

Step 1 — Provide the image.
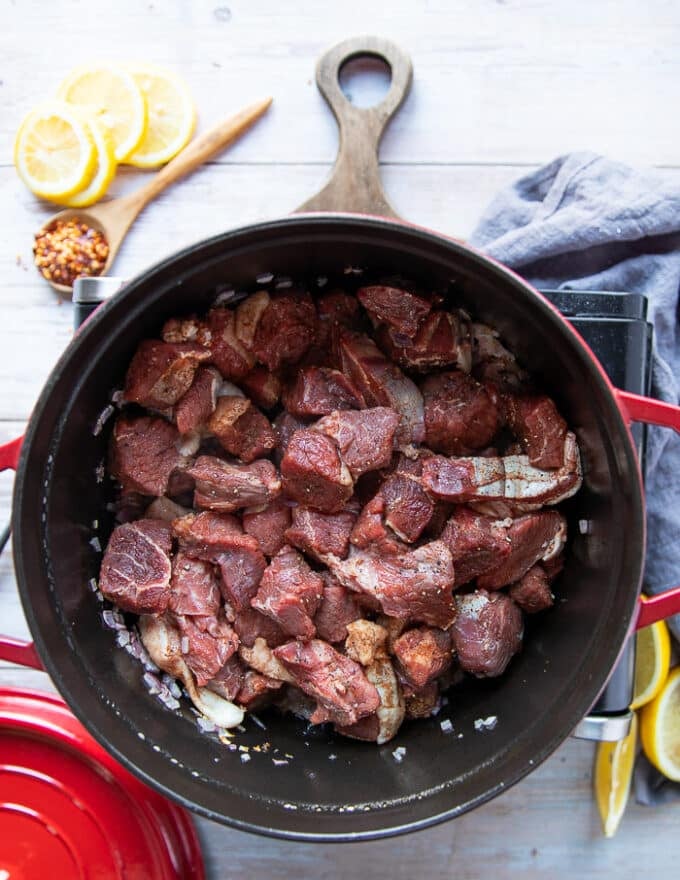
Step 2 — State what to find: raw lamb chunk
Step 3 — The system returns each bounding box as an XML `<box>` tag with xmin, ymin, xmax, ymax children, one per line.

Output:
<box><xmin>357</xmin><ymin>285</ymin><xmax>432</xmax><ymax>337</ymax></box>
<box><xmin>350</xmin><ymin>494</ymin><xmax>408</xmax><ymax>556</ymax></box>
<box><xmin>477</xmin><ymin>511</ymin><xmax>566</xmax><ymax>589</ymax></box>
<box><xmin>380</xmin><ymin>457</ymin><xmax>434</xmax><ymax>543</ymax></box>
<box><xmin>99</xmin><ymin>519</ymin><xmax>172</xmax><ymax>614</ymax></box>
<box><xmin>172</xmin><ymin>510</ymin><xmax>244</xmax><ymax>559</ymax></box>
<box><xmin>174</xmin><ymin>366</ymin><xmax>221</xmax><ymax>435</ymax></box>
<box><xmin>237</xmin><ymin>671</ymin><xmax>284</xmax><ymax>710</ymax></box>
<box><xmin>240</xmin><ymin>366</ymin><xmax>281</xmax><ymax>410</ymax></box>
<box><xmin>283</xmin><ymin>367</ymin><xmax>365</xmax><ymax>417</ymax></box>
<box><xmin>314</xmin><ymin>407</ymin><xmax>399</xmax><ymax>479</ymax></box>
<box><xmin>252</xmin><ymin>292</ymin><xmax>317</xmax><ymax>370</ymax></box>
<box><xmin>329</xmin><ymin>541</ymin><xmax>456</xmax><ymax>629</ymax></box>
<box><xmin>450</xmin><ymin>590</ymin><xmax>523</xmax><ymax>677</ymax></box>
<box><xmin>505</xmin><ymin>394</ymin><xmax>568</xmax><ymax>469</ymax></box>
<box><xmin>234</xmin><ymin>291</ymin><xmax>271</xmax><ymax>349</ymax></box>
<box><xmin>439</xmin><ymin>507</ymin><xmax>510</xmax><ymax>586</ymax></box>
<box><xmin>285</xmin><ymin>503</ymin><xmax>358</xmax><ymax>560</ymax></box>
<box><xmin>188</xmin><ymin>456</ymin><xmax>281</xmax><ymax>512</ymax></box>
<box><xmin>509</xmin><ymin>564</ymin><xmax>555</xmax><ymax>613</ymax></box>
<box><xmin>273</xmin><ymin>411</ymin><xmax>306</xmax><ymax>465</ymax></box>
<box><xmin>239</xmin><ymin>637</ymin><xmax>294</xmax><ymax>684</ymax></box>
<box><xmin>169</xmin><ymin>551</ymin><xmax>221</xmax><ymax>616</ymax></box>
<box><xmin>336</xmin><ymin>657</ymin><xmax>405</xmax><ymax>744</ymax></box>
<box><xmin>233</xmin><ymin>607</ymin><xmax>288</xmax><ymax>648</ymax></box>
<box><xmin>338</xmin><ymin>332</ymin><xmax>425</xmax><ymax>445</ymax></box>
<box><xmin>281</xmin><ymin>429</ymin><xmax>353</xmax><ymax>513</ymax></box>
<box><xmin>422</xmin><ymin>370</ymin><xmax>499</xmax><ymax>455</ymax></box>
<box><xmin>205</xmin><ymin>655</ymin><xmax>246</xmax><ymax>701</ymax></box>
<box><xmin>392</xmin><ymin>626</ymin><xmax>452</xmax><ymax>689</ymax></box>
<box><xmin>123</xmin><ymin>340</ymin><xmax>210</xmax><ymax>409</ymax></box>
<box><xmin>162</xmin><ymin>315</ymin><xmax>211</xmax><ymax>346</ymax></box>
<box><xmin>208</xmin><ymin>397</ymin><xmax>276</xmax><ymax>463</ymax></box>
<box><xmin>378</xmin><ymin>310</ymin><xmax>472</xmax><ymax>373</ymax></box>
<box><xmin>206</xmin><ymin>308</ymin><xmax>255</xmax><ymax>379</ymax></box>
<box><xmin>251</xmin><ymin>546</ymin><xmax>324</xmax><ymax>639</ymax></box>
<box><xmin>404</xmin><ymin>681</ymin><xmax>441</xmax><ymax>719</ymax></box>
<box><xmin>215</xmin><ymin>536</ymin><xmax>266</xmax><ymax>612</ymax></box>
<box><xmin>345</xmin><ymin>619</ymin><xmax>388</xmax><ymax>666</ymax></box>
<box><xmin>273</xmin><ymin>639</ymin><xmax>380</xmax><ymax>727</ymax></box>
<box><xmin>176</xmin><ymin>614</ymin><xmax>239</xmax><ymax>687</ymax></box>
<box><xmin>313</xmin><ymin>574</ymin><xmax>362</xmax><ymax>643</ymax></box>
<box><xmin>110</xmin><ymin>416</ymin><xmax>184</xmax><ymax>497</ymax></box>
<box><xmin>316</xmin><ymin>290</ymin><xmax>361</xmax><ymax>350</ymax></box>
<box><xmin>242</xmin><ymin>498</ymin><xmax>292</xmax><ymax>557</ymax></box>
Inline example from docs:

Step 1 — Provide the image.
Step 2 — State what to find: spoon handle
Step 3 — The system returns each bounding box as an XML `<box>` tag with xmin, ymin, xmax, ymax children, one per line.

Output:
<box><xmin>122</xmin><ymin>96</ymin><xmax>273</xmax><ymax>217</ymax></box>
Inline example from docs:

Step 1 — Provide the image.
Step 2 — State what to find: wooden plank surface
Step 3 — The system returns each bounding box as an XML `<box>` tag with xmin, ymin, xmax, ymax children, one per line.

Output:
<box><xmin>1</xmin><ymin>0</ymin><xmax>679</xmax><ymax>875</ymax></box>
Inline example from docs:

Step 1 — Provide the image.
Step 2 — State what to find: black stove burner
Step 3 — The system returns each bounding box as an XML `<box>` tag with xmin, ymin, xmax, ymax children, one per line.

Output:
<box><xmin>540</xmin><ymin>289</ymin><xmax>652</xmax><ymax>717</ymax></box>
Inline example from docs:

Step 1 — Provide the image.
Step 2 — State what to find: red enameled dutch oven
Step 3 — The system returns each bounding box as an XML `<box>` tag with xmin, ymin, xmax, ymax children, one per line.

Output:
<box><xmin>1</xmin><ymin>37</ymin><xmax>679</xmax><ymax>841</ymax></box>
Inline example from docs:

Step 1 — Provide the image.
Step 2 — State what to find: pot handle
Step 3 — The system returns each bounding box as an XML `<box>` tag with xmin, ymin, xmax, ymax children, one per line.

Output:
<box><xmin>295</xmin><ymin>35</ymin><xmax>413</xmax><ymax>218</ymax></box>
<box><xmin>0</xmin><ymin>436</ymin><xmax>22</xmax><ymax>471</ymax></box>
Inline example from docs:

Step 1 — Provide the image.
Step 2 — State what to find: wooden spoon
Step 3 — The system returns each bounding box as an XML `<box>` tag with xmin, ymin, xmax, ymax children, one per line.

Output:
<box><xmin>36</xmin><ymin>97</ymin><xmax>273</xmax><ymax>295</ymax></box>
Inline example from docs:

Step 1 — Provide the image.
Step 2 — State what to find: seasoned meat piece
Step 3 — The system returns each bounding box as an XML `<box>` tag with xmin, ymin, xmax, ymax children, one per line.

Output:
<box><xmin>174</xmin><ymin>366</ymin><xmax>221</xmax><ymax>435</ymax></box>
<box><xmin>205</xmin><ymin>655</ymin><xmax>246</xmax><ymax>701</ymax></box>
<box><xmin>313</xmin><ymin>407</ymin><xmax>399</xmax><ymax>480</ymax></box>
<box><xmin>509</xmin><ymin>564</ymin><xmax>554</xmax><ymax>613</ymax></box>
<box><xmin>378</xmin><ymin>310</ymin><xmax>472</xmax><ymax>373</ymax></box>
<box><xmin>242</xmin><ymin>498</ymin><xmax>292</xmax><ymax>557</ymax></box>
<box><xmin>240</xmin><ymin>366</ymin><xmax>281</xmax><ymax>410</ymax></box>
<box><xmin>139</xmin><ymin>613</ymin><xmax>244</xmax><ymax>728</ymax></box>
<box><xmin>357</xmin><ymin>285</ymin><xmax>432</xmax><ymax>337</ymax></box>
<box><xmin>450</xmin><ymin>590</ymin><xmax>523</xmax><ymax>678</ymax></box>
<box><xmin>233</xmin><ymin>607</ymin><xmax>288</xmax><ymax>648</ymax></box>
<box><xmin>273</xmin><ymin>411</ymin><xmax>306</xmax><ymax>465</ymax></box>
<box><xmin>505</xmin><ymin>394</ymin><xmax>568</xmax><ymax>469</ymax></box>
<box><xmin>350</xmin><ymin>494</ymin><xmax>408</xmax><ymax>556</ymax></box>
<box><xmin>283</xmin><ymin>367</ymin><xmax>365</xmax><ymax>417</ymax></box>
<box><xmin>392</xmin><ymin>627</ymin><xmax>452</xmax><ymax>689</ymax></box>
<box><xmin>237</xmin><ymin>671</ymin><xmax>284</xmax><ymax>710</ymax></box>
<box><xmin>110</xmin><ymin>416</ymin><xmax>184</xmax><ymax>497</ymax></box>
<box><xmin>169</xmin><ymin>551</ymin><xmax>221</xmax><ymax>616</ymax></box>
<box><xmin>208</xmin><ymin>397</ymin><xmax>276</xmax><ymax>463</ymax></box>
<box><xmin>471</xmin><ymin>322</ymin><xmax>529</xmax><ymax>392</ymax></box>
<box><xmin>421</xmin><ymin>432</ymin><xmax>582</xmax><ymax>506</ymax></box>
<box><xmin>188</xmin><ymin>455</ymin><xmax>281</xmax><ymax>512</ymax></box>
<box><xmin>380</xmin><ymin>462</ymin><xmax>434</xmax><ymax>543</ymax></box>
<box><xmin>285</xmin><ymin>503</ymin><xmax>358</xmax><ymax>561</ymax></box>
<box><xmin>234</xmin><ymin>291</ymin><xmax>271</xmax><ymax>349</ymax></box>
<box><xmin>146</xmin><ymin>496</ymin><xmax>190</xmax><ymax>523</ymax></box>
<box><xmin>176</xmin><ymin>614</ymin><xmax>239</xmax><ymax>687</ymax></box>
<box><xmin>422</xmin><ymin>370</ymin><xmax>499</xmax><ymax>456</ymax></box>
<box><xmin>172</xmin><ymin>510</ymin><xmax>243</xmax><ymax>559</ymax></box>
<box><xmin>316</xmin><ymin>290</ymin><xmax>362</xmax><ymax>350</ymax></box>
<box><xmin>206</xmin><ymin>308</ymin><xmax>255</xmax><ymax>380</ymax></box>
<box><xmin>338</xmin><ymin>332</ymin><xmax>425</xmax><ymax>445</ymax></box>
<box><xmin>239</xmin><ymin>637</ymin><xmax>295</xmax><ymax>683</ymax></box>
<box><xmin>345</xmin><ymin>619</ymin><xmax>388</xmax><ymax>666</ymax></box>
<box><xmin>215</xmin><ymin>535</ymin><xmax>266</xmax><ymax>612</ymax></box>
<box><xmin>376</xmin><ymin>615</ymin><xmax>408</xmax><ymax>652</ymax></box>
<box><xmin>313</xmin><ymin>574</ymin><xmax>362</xmax><ymax>643</ymax></box>
<box><xmin>281</xmin><ymin>429</ymin><xmax>353</xmax><ymax>513</ymax></box>
<box><xmin>404</xmin><ymin>680</ymin><xmax>441</xmax><ymax>720</ymax></box>
<box><xmin>329</xmin><ymin>541</ymin><xmax>456</xmax><ymax>629</ymax></box>
<box><xmin>162</xmin><ymin>315</ymin><xmax>212</xmax><ymax>346</ymax></box>
<box><xmin>477</xmin><ymin>511</ymin><xmax>566</xmax><ymax>589</ymax></box>
<box><xmin>251</xmin><ymin>546</ymin><xmax>324</xmax><ymax>639</ymax></box>
<box><xmin>252</xmin><ymin>292</ymin><xmax>317</xmax><ymax>370</ymax></box>
<box><xmin>336</xmin><ymin>658</ymin><xmax>405</xmax><ymax>744</ymax></box>
<box><xmin>439</xmin><ymin>507</ymin><xmax>511</xmax><ymax>586</ymax></box>
<box><xmin>100</xmin><ymin>519</ymin><xmax>172</xmax><ymax>614</ymax></box>
<box><xmin>123</xmin><ymin>339</ymin><xmax>210</xmax><ymax>409</ymax></box>
<box><xmin>273</xmin><ymin>639</ymin><xmax>380</xmax><ymax>727</ymax></box>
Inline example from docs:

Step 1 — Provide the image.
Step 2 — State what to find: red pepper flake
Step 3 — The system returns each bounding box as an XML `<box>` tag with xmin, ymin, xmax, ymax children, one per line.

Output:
<box><xmin>33</xmin><ymin>218</ymin><xmax>109</xmax><ymax>287</ymax></box>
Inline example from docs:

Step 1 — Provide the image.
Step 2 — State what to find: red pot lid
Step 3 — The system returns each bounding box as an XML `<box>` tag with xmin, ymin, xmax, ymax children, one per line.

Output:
<box><xmin>0</xmin><ymin>687</ymin><xmax>205</xmax><ymax>880</ymax></box>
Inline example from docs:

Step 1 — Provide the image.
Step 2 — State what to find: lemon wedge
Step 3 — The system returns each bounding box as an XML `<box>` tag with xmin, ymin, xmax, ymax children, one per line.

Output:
<box><xmin>14</xmin><ymin>101</ymin><xmax>97</xmax><ymax>201</ymax></box>
<box><xmin>62</xmin><ymin>118</ymin><xmax>117</xmax><ymax>207</ymax></box>
<box><xmin>57</xmin><ymin>65</ymin><xmax>147</xmax><ymax>161</ymax></box>
<box><xmin>124</xmin><ymin>63</ymin><xmax>196</xmax><ymax>168</ymax></box>
<box><xmin>630</xmin><ymin>604</ymin><xmax>671</xmax><ymax>710</ymax></box>
<box><xmin>640</xmin><ymin>666</ymin><xmax>680</xmax><ymax>781</ymax></box>
<box><xmin>594</xmin><ymin>712</ymin><xmax>638</xmax><ymax>837</ymax></box>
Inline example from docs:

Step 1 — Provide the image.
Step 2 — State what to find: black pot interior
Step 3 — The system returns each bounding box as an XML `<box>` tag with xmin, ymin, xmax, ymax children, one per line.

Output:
<box><xmin>14</xmin><ymin>216</ymin><xmax>644</xmax><ymax>840</ymax></box>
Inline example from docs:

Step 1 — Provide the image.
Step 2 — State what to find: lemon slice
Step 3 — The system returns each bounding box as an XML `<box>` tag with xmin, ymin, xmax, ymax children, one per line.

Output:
<box><xmin>14</xmin><ymin>101</ymin><xmax>97</xmax><ymax>201</ymax></box>
<box><xmin>62</xmin><ymin>118</ymin><xmax>117</xmax><ymax>208</ymax></box>
<box><xmin>57</xmin><ymin>65</ymin><xmax>147</xmax><ymax>162</ymax></box>
<box><xmin>594</xmin><ymin>712</ymin><xmax>638</xmax><ymax>837</ymax></box>
<box><xmin>640</xmin><ymin>666</ymin><xmax>680</xmax><ymax>781</ymax></box>
<box><xmin>630</xmin><ymin>602</ymin><xmax>671</xmax><ymax>710</ymax></box>
<box><xmin>124</xmin><ymin>63</ymin><xmax>196</xmax><ymax>168</ymax></box>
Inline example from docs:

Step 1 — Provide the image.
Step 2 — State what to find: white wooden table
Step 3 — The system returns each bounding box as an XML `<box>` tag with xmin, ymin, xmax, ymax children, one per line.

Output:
<box><xmin>1</xmin><ymin>1</ymin><xmax>679</xmax><ymax>874</ymax></box>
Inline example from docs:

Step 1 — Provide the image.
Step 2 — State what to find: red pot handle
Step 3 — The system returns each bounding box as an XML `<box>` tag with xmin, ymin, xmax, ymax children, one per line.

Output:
<box><xmin>0</xmin><ymin>435</ymin><xmax>23</xmax><ymax>471</ymax></box>
<box><xmin>0</xmin><ymin>636</ymin><xmax>43</xmax><ymax>669</ymax></box>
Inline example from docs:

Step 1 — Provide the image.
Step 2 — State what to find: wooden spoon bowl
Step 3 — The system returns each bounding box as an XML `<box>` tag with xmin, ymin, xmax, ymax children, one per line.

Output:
<box><xmin>36</xmin><ymin>97</ymin><xmax>273</xmax><ymax>295</ymax></box>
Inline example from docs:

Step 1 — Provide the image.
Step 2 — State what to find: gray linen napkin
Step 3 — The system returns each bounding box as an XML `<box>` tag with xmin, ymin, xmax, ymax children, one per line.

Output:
<box><xmin>470</xmin><ymin>152</ymin><xmax>680</xmax><ymax>804</ymax></box>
